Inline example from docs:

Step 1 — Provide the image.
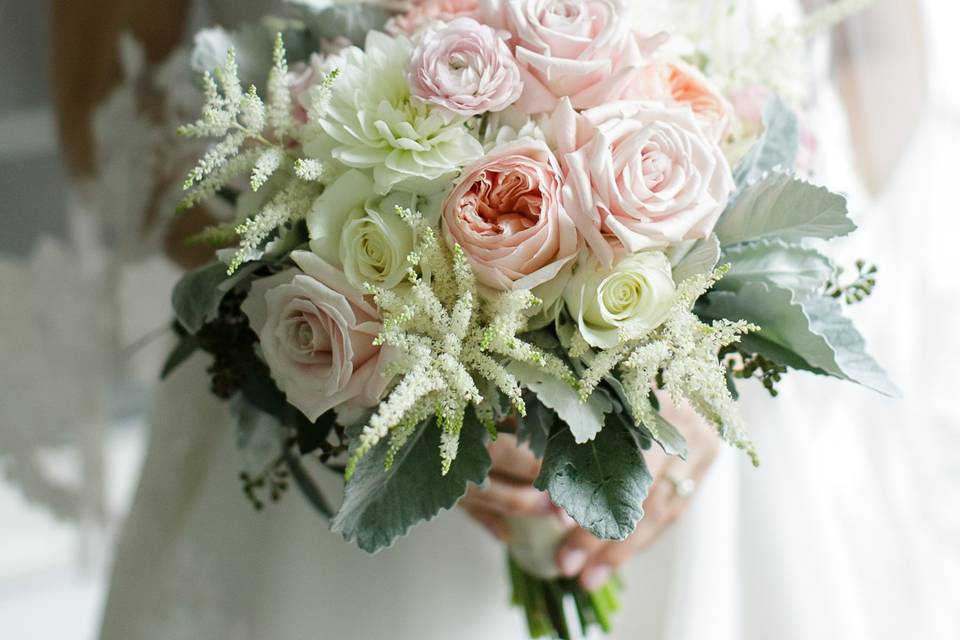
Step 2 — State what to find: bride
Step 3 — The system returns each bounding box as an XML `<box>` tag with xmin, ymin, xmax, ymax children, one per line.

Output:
<box><xmin>50</xmin><ymin>1</ymin><xmax>958</xmax><ymax>638</ymax></box>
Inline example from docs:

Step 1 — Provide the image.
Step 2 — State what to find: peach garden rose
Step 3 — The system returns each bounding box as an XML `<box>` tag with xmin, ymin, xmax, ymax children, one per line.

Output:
<box><xmin>441</xmin><ymin>139</ymin><xmax>579</xmax><ymax>293</ymax></box>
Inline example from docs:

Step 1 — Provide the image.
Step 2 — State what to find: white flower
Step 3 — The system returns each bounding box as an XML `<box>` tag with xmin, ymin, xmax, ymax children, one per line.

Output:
<box><xmin>564</xmin><ymin>251</ymin><xmax>676</xmax><ymax>349</ymax></box>
<box><xmin>305</xmin><ymin>169</ymin><xmax>419</xmax><ymax>291</ymax></box>
<box><xmin>306</xmin><ymin>31</ymin><xmax>484</xmax><ymax>194</ymax></box>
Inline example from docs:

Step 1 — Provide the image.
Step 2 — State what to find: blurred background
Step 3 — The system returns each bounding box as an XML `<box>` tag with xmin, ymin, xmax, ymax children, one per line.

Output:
<box><xmin>1</xmin><ymin>0</ymin><xmax>958</xmax><ymax>638</ymax></box>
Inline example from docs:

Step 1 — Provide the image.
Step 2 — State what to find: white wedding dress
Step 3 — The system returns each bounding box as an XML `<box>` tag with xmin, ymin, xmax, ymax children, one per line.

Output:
<box><xmin>97</xmin><ymin>1</ymin><xmax>960</xmax><ymax>639</ymax></box>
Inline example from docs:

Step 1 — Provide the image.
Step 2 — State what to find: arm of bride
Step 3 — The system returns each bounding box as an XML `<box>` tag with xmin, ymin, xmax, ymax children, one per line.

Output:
<box><xmin>51</xmin><ymin>0</ymin><xmax>216</xmax><ymax>269</ymax></box>
<box><xmin>459</xmin><ymin>394</ymin><xmax>720</xmax><ymax>591</ymax></box>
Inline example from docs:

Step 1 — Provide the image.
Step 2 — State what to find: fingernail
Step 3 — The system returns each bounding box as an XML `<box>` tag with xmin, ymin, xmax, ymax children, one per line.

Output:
<box><xmin>559</xmin><ymin>548</ymin><xmax>587</xmax><ymax>577</ymax></box>
<box><xmin>581</xmin><ymin>564</ymin><xmax>611</xmax><ymax>592</ymax></box>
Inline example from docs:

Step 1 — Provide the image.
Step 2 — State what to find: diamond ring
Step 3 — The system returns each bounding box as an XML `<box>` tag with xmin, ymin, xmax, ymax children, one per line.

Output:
<box><xmin>668</xmin><ymin>475</ymin><xmax>696</xmax><ymax>498</ymax></box>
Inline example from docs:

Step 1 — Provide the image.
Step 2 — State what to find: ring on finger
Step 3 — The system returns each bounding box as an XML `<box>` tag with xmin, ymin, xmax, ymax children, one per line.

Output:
<box><xmin>667</xmin><ymin>474</ymin><xmax>696</xmax><ymax>499</ymax></box>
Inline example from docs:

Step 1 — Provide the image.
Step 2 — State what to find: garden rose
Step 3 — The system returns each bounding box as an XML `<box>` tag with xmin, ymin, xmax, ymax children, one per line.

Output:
<box><xmin>504</xmin><ymin>0</ymin><xmax>652</xmax><ymax>113</ymax></box>
<box><xmin>407</xmin><ymin>18</ymin><xmax>523</xmax><ymax>117</ymax></box>
<box><xmin>241</xmin><ymin>251</ymin><xmax>392</xmax><ymax>421</ymax></box>
<box><xmin>553</xmin><ymin>98</ymin><xmax>734</xmax><ymax>266</ymax></box>
<box><xmin>639</xmin><ymin>59</ymin><xmax>734</xmax><ymax>142</ymax></box>
<box><xmin>564</xmin><ymin>251</ymin><xmax>675</xmax><ymax>349</ymax></box>
<box><xmin>386</xmin><ymin>0</ymin><xmax>482</xmax><ymax>36</ymax></box>
<box><xmin>442</xmin><ymin>139</ymin><xmax>578</xmax><ymax>293</ymax></box>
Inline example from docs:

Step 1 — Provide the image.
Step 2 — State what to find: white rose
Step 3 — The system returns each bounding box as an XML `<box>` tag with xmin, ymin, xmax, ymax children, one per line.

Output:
<box><xmin>306</xmin><ymin>169</ymin><xmax>418</xmax><ymax>291</ymax></box>
<box><xmin>563</xmin><ymin>251</ymin><xmax>675</xmax><ymax>349</ymax></box>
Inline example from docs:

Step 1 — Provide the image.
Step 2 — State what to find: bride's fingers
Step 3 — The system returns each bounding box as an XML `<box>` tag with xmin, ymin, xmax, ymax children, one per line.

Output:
<box><xmin>487</xmin><ymin>435</ymin><xmax>542</xmax><ymax>484</ymax></box>
<box><xmin>459</xmin><ymin>503</ymin><xmax>510</xmax><ymax>542</ymax></box>
<box><xmin>460</xmin><ymin>477</ymin><xmax>554</xmax><ymax>516</ymax></box>
<box><xmin>555</xmin><ymin>525</ymin><xmax>607</xmax><ymax>577</ymax></box>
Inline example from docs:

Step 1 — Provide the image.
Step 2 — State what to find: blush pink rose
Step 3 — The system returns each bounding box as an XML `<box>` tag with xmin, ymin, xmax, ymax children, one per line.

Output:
<box><xmin>552</xmin><ymin>98</ymin><xmax>734</xmax><ymax>266</ymax></box>
<box><xmin>407</xmin><ymin>17</ymin><xmax>523</xmax><ymax>116</ymax></box>
<box><xmin>286</xmin><ymin>50</ymin><xmax>345</xmax><ymax>125</ymax></box>
<box><xmin>241</xmin><ymin>251</ymin><xmax>392</xmax><ymax>421</ymax></box>
<box><xmin>503</xmin><ymin>0</ymin><xmax>655</xmax><ymax>113</ymax></box>
<box><xmin>442</xmin><ymin>140</ymin><xmax>579</xmax><ymax>291</ymax></box>
<box><xmin>637</xmin><ymin>59</ymin><xmax>734</xmax><ymax>142</ymax></box>
<box><xmin>386</xmin><ymin>0</ymin><xmax>482</xmax><ymax>36</ymax></box>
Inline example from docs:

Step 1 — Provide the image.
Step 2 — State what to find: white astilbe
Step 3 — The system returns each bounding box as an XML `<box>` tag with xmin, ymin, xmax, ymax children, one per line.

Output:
<box><xmin>178</xmin><ymin>35</ymin><xmax>337</xmax><ymax>271</ymax></box>
<box><xmin>345</xmin><ymin>207</ymin><xmax>577</xmax><ymax>479</ymax></box>
<box><xmin>580</xmin><ymin>266</ymin><xmax>760</xmax><ymax>465</ymax></box>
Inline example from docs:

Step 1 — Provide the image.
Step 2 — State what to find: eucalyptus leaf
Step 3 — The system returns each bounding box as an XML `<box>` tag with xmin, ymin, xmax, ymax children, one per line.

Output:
<box><xmin>332</xmin><ymin>414</ymin><xmax>492</xmax><ymax>553</ymax></box>
<box><xmin>717</xmin><ymin>238</ymin><xmax>835</xmax><ymax>295</ymax></box>
<box><xmin>507</xmin><ymin>361</ymin><xmax>613</xmax><ymax>444</ymax></box>
<box><xmin>733</xmin><ymin>95</ymin><xmax>800</xmax><ymax>188</ymax></box>
<box><xmin>715</xmin><ymin>172</ymin><xmax>856</xmax><ymax>247</ymax></box>
<box><xmin>160</xmin><ymin>334</ymin><xmax>198</xmax><ymax>379</ymax></box>
<box><xmin>669</xmin><ymin>234</ymin><xmax>721</xmax><ymax>282</ymax></box>
<box><xmin>535</xmin><ymin>414</ymin><xmax>652</xmax><ymax>540</ymax></box>
<box><xmin>288</xmin><ymin>0</ymin><xmax>390</xmax><ymax>47</ymax></box>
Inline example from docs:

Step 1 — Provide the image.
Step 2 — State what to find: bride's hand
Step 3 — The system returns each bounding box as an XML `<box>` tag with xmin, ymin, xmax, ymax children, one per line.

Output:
<box><xmin>459</xmin><ymin>396</ymin><xmax>719</xmax><ymax>590</ymax></box>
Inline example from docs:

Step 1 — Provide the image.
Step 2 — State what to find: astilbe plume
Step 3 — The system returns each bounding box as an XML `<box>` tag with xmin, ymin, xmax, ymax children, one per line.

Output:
<box><xmin>345</xmin><ymin>207</ymin><xmax>576</xmax><ymax>479</ymax></box>
<box><xmin>578</xmin><ymin>266</ymin><xmax>760</xmax><ymax>465</ymax></box>
<box><xmin>177</xmin><ymin>35</ymin><xmax>338</xmax><ymax>273</ymax></box>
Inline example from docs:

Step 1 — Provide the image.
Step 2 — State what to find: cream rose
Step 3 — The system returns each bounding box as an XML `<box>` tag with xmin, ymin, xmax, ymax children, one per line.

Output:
<box><xmin>441</xmin><ymin>139</ymin><xmax>579</xmax><ymax>293</ymax></box>
<box><xmin>563</xmin><ymin>251</ymin><xmax>675</xmax><ymax>349</ymax></box>
<box><xmin>306</xmin><ymin>170</ymin><xmax>418</xmax><ymax>291</ymax></box>
<box><xmin>504</xmin><ymin>0</ymin><xmax>648</xmax><ymax>113</ymax></box>
<box><xmin>241</xmin><ymin>251</ymin><xmax>392</xmax><ymax>421</ymax></box>
<box><xmin>553</xmin><ymin>99</ymin><xmax>734</xmax><ymax>266</ymax></box>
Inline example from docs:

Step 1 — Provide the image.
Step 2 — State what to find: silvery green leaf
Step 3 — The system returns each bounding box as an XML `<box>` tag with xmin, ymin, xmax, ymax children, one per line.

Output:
<box><xmin>698</xmin><ymin>282</ymin><xmax>897</xmax><ymax>396</ymax></box>
<box><xmin>717</xmin><ymin>238</ymin><xmax>835</xmax><ymax>296</ymax></box>
<box><xmin>669</xmin><ymin>234</ymin><xmax>721</xmax><ymax>282</ymax></box>
<box><xmin>715</xmin><ymin>172</ymin><xmax>856</xmax><ymax>247</ymax></box>
<box><xmin>507</xmin><ymin>361</ymin><xmax>613</xmax><ymax>444</ymax></box>
<box><xmin>231</xmin><ymin>396</ymin><xmax>287</xmax><ymax>474</ymax></box>
<box><xmin>535</xmin><ymin>413</ymin><xmax>652</xmax><ymax>540</ymax></box>
<box><xmin>332</xmin><ymin>414</ymin><xmax>491</xmax><ymax>553</ymax></box>
<box><xmin>734</xmin><ymin>95</ymin><xmax>800</xmax><ymax>187</ymax></box>
<box><xmin>642</xmin><ymin>413</ymin><xmax>687</xmax><ymax>459</ymax></box>
<box><xmin>288</xmin><ymin>1</ymin><xmax>390</xmax><ymax>47</ymax></box>
<box><xmin>171</xmin><ymin>261</ymin><xmax>230</xmax><ymax>333</ymax></box>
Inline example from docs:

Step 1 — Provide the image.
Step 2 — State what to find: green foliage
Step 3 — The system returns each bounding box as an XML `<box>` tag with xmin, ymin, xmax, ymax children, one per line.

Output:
<box><xmin>733</xmin><ymin>95</ymin><xmax>800</xmax><ymax>187</ymax></box>
<box><xmin>717</xmin><ymin>239</ymin><xmax>835</xmax><ymax>295</ymax></box>
<box><xmin>721</xmin><ymin>345</ymin><xmax>787</xmax><ymax>397</ymax></box>
<box><xmin>715</xmin><ymin>172</ymin><xmax>856</xmax><ymax>247</ymax></box>
<box><xmin>668</xmin><ymin>234</ymin><xmax>721</xmax><ymax>282</ymax></box>
<box><xmin>508</xmin><ymin>361</ymin><xmax>613</xmax><ymax>444</ymax></box>
<box><xmin>332</xmin><ymin>412</ymin><xmax>492</xmax><ymax>553</ymax></box>
<box><xmin>698</xmin><ymin>282</ymin><xmax>897</xmax><ymax>396</ymax></box>
<box><xmin>825</xmin><ymin>260</ymin><xmax>878</xmax><ymax>304</ymax></box>
<box><xmin>640</xmin><ymin>413</ymin><xmax>688</xmax><ymax>460</ymax></box>
<box><xmin>171</xmin><ymin>261</ymin><xmax>232</xmax><ymax>334</ymax></box>
<box><xmin>535</xmin><ymin>413</ymin><xmax>653</xmax><ymax>541</ymax></box>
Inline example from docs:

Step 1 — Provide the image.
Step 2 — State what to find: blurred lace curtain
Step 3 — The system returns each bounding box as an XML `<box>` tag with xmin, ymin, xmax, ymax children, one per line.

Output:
<box><xmin>0</xmin><ymin>0</ymin><xmax>956</xmax><ymax>623</ymax></box>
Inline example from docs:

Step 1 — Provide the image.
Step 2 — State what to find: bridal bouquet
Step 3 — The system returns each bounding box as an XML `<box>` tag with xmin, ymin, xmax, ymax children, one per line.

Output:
<box><xmin>165</xmin><ymin>0</ymin><xmax>892</xmax><ymax>636</ymax></box>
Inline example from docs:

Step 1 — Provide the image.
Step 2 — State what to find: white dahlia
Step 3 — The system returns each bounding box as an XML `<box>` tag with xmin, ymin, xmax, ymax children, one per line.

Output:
<box><xmin>307</xmin><ymin>31</ymin><xmax>484</xmax><ymax>194</ymax></box>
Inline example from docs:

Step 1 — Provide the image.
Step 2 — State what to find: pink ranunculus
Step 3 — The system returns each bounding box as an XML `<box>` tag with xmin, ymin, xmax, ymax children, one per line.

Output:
<box><xmin>442</xmin><ymin>140</ymin><xmax>579</xmax><ymax>292</ymax></box>
<box><xmin>241</xmin><ymin>251</ymin><xmax>392</xmax><ymax>421</ymax></box>
<box><xmin>386</xmin><ymin>0</ymin><xmax>482</xmax><ymax>36</ymax></box>
<box><xmin>503</xmin><ymin>0</ymin><xmax>648</xmax><ymax>114</ymax></box>
<box><xmin>407</xmin><ymin>17</ymin><xmax>523</xmax><ymax>117</ymax></box>
<box><xmin>637</xmin><ymin>59</ymin><xmax>734</xmax><ymax>142</ymax></box>
<box><xmin>552</xmin><ymin>98</ymin><xmax>734</xmax><ymax>266</ymax></box>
